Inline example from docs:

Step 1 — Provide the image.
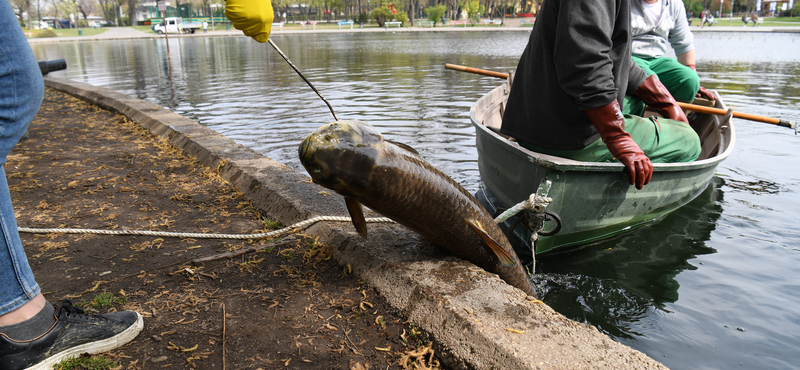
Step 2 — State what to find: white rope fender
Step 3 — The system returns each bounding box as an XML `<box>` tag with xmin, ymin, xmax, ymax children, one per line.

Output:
<box><xmin>489</xmin><ymin>180</ymin><xmax>554</xmax><ymax>276</ymax></box>
<box><xmin>493</xmin><ymin>193</ymin><xmax>553</xmax><ymax>225</ymax></box>
<box><xmin>18</xmin><ymin>216</ymin><xmax>395</xmax><ymax>240</ymax></box>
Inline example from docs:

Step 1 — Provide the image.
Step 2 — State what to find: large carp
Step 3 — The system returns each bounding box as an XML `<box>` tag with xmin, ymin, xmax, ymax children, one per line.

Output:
<box><xmin>298</xmin><ymin>120</ymin><xmax>536</xmax><ymax>297</ymax></box>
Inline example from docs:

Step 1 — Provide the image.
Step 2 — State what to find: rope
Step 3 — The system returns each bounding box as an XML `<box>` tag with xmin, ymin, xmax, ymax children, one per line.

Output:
<box><xmin>18</xmin><ymin>216</ymin><xmax>395</xmax><ymax>240</ymax></box>
<box><xmin>491</xmin><ymin>185</ymin><xmax>553</xmax><ymax>276</ymax></box>
<box><xmin>493</xmin><ymin>193</ymin><xmax>552</xmax><ymax>224</ymax></box>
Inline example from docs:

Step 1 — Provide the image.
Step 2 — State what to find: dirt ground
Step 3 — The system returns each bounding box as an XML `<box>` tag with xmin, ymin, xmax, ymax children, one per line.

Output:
<box><xmin>6</xmin><ymin>88</ymin><xmax>447</xmax><ymax>370</ymax></box>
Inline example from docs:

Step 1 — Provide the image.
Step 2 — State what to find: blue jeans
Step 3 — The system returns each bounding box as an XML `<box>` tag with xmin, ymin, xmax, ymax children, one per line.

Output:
<box><xmin>0</xmin><ymin>0</ymin><xmax>45</xmax><ymax>315</ymax></box>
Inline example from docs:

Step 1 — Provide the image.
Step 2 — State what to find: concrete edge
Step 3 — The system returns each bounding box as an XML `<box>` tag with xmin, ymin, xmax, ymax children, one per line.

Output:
<box><xmin>43</xmin><ymin>76</ymin><xmax>669</xmax><ymax>370</ymax></box>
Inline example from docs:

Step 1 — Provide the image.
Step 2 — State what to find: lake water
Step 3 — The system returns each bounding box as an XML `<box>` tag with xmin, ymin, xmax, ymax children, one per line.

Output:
<box><xmin>31</xmin><ymin>31</ymin><xmax>800</xmax><ymax>369</ymax></box>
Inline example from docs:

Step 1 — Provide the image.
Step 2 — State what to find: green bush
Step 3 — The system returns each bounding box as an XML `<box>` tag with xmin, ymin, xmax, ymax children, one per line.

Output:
<box><xmin>395</xmin><ymin>11</ymin><xmax>409</xmax><ymax>25</ymax></box>
<box><xmin>371</xmin><ymin>6</ymin><xmax>392</xmax><ymax>27</ymax></box>
<box><xmin>32</xmin><ymin>29</ymin><xmax>57</xmax><ymax>38</ymax></box>
<box><xmin>459</xmin><ymin>0</ymin><xmax>485</xmax><ymax>25</ymax></box>
<box><xmin>424</xmin><ymin>5</ymin><xmax>447</xmax><ymax>25</ymax></box>
<box><xmin>690</xmin><ymin>2</ymin><xmax>703</xmax><ymax>17</ymax></box>
<box><xmin>356</xmin><ymin>12</ymin><xmax>369</xmax><ymax>24</ymax></box>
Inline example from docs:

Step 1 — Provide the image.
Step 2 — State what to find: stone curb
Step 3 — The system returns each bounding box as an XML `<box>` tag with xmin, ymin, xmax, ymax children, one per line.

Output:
<box><xmin>43</xmin><ymin>76</ymin><xmax>668</xmax><ymax>370</ymax></box>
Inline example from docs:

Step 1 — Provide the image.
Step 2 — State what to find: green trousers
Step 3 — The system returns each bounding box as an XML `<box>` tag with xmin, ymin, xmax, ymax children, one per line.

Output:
<box><xmin>623</xmin><ymin>56</ymin><xmax>700</xmax><ymax>116</ymax></box>
<box><xmin>520</xmin><ymin>114</ymin><xmax>701</xmax><ymax>164</ymax></box>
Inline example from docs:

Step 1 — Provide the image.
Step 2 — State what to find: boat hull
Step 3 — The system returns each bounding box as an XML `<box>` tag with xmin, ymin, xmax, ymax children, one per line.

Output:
<box><xmin>470</xmin><ymin>82</ymin><xmax>735</xmax><ymax>257</ymax></box>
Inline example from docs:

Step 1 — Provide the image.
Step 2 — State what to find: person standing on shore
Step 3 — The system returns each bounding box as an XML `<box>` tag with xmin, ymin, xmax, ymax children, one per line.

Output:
<box><xmin>203</xmin><ymin>20</ymin><xmax>209</xmax><ymax>33</ymax></box>
<box><xmin>500</xmin><ymin>0</ymin><xmax>700</xmax><ymax>190</ymax></box>
<box><xmin>625</xmin><ymin>0</ymin><xmax>716</xmax><ymax>117</ymax></box>
<box><xmin>0</xmin><ymin>1</ymin><xmax>143</xmax><ymax>369</ymax></box>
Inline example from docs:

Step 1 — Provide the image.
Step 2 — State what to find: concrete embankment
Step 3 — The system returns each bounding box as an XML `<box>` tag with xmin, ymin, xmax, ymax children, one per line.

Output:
<box><xmin>43</xmin><ymin>76</ymin><xmax>668</xmax><ymax>369</ymax></box>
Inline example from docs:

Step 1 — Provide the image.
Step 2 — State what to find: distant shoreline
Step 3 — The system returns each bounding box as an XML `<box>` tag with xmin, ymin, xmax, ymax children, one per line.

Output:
<box><xmin>27</xmin><ymin>21</ymin><xmax>800</xmax><ymax>44</ymax></box>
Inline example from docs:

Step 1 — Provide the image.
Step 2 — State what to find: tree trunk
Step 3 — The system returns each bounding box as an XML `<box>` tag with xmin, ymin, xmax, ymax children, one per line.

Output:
<box><xmin>128</xmin><ymin>0</ymin><xmax>135</xmax><ymax>25</ymax></box>
<box><xmin>410</xmin><ymin>0</ymin><xmax>415</xmax><ymax>26</ymax></box>
<box><xmin>27</xmin><ymin>0</ymin><xmax>32</xmax><ymax>29</ymax></box>
<box><xmin>79</xmin><ymin>6</ymin><xmax>89</xmax><ymax>26</ymax></box>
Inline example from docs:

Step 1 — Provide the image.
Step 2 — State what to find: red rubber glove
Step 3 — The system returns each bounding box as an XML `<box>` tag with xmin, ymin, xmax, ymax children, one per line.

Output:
<box><xmin>633</xmin><ymin>74</ymin><xmax>689</xmax><ymax>124</ymax></box>
<box><xmin>697</xmin><ymin>86</ymin><xmax>717</xmax><ymax>100</ymax></box>
<box><xmin>586</xmin><ymin>100</ymin><xmax>653</xmax><ymax>189</ymax></box>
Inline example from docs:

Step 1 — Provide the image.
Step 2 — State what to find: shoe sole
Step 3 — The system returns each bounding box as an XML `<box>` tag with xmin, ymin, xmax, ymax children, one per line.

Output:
<box><xmin>25</xmin><ymin>312</ymin><xmax>144</xmax><ymax>370</ymax></box>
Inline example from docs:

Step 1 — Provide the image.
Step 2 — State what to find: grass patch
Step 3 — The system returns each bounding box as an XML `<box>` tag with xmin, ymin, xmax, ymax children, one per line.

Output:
<box><xmin>261</xmin><ymin>217</ymin><xmax>282</xmax><ymax>230</ymax></box>
<box><xmin>54</xmin><ymin>354</ymin><xmax>118</xmax><ymax>370</ymax></box>
<box><xmin>77</xmin><ymin>292</ymin><xmax>128</xmax><ymax>310</ymax></box>
<box><xmin>52</xmin><ymin>28</ymin><xmax>107</xmax><ymax>37</ymax></box>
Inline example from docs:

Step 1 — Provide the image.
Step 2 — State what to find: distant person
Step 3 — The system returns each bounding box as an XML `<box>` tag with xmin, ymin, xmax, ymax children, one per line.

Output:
<box><xmin>701</xmin><ymin>9</ymin><xmax>714</xmax><ymax>27</ymax></box>
<box><xmin>687</xmin><ymin>11</ymin><xmax>693</xmax><ymax>26</ymax></box>
<box><xmin>625</xmin><ymin>0</ymin><xmax>716</xmax><ymax>117</ymax></box>
<box><xmin>202</xmin><ymin>20</ymin><xmax>208</xmax><ymax>33</ymax></box>
<box><xmin>0</xmin><ymin>2</ymin><xmax>143</xmax><ymax>369</ymax></box>
<box><xmin>751</xmin><ymin>13</ymin><xmax>759</xmax><ymax>26</ymax></box>
<box><xmin>742</xmin><ymin>13</ymin><xmax>752</xmax><ymax>26</ymax></box>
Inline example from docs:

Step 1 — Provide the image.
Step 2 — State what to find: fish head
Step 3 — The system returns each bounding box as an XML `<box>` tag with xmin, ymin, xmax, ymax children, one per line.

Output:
<box><xmin>299</xmin><ymin>120</ymin><xmax>382</xmax><ymax>197</ymax></box>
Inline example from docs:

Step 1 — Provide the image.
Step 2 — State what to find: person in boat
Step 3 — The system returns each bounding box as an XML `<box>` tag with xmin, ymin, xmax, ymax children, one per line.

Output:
<box><xmin>626</xmin><ymin>0</ymin><xmax>716</xmax><ymax>117</ymax></box>
<box><xmin>500</xmin><ymin>0</ymin><xmax>701</xmax><ymax>190</ymax></box>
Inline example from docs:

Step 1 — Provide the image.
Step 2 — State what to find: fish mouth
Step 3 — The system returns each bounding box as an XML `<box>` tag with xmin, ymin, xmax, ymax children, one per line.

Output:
<box><xmin>299</xmin><ymin>136</ymin><xmax>311</xmax><ymax>160</ymax></box>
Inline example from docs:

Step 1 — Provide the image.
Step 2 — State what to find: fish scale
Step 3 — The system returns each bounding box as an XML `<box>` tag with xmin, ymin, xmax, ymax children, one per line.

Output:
<box><xmin>300</xmin><ymin>120</ymin><xmax>536</xmax><ymax>297</ymax></box>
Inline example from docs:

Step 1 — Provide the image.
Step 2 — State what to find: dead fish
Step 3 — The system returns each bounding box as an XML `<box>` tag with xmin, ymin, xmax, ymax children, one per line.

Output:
<box><xmin>298</xmin><ymin>120</ymin><xmax>536</xmax><ymax>297</ymax></box>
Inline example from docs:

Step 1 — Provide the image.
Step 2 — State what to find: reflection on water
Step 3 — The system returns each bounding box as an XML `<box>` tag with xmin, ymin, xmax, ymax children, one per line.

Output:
<box><xmin>30</xmin><ymin>31</ymin><xmax>800</xmax><ymax>370</ymax></box>
<box><xmin>31</xmin><ymin>33</ymin><xmax>532</xmax><ymax>191</ymax></box>
<box><xmin>536</xmin><ymin>178</ymin><xmax>722</xmax><ymax>339</ymax></box>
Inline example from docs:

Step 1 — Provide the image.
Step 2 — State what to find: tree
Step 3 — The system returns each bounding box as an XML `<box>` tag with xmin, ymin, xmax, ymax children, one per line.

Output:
<box><xmin>689</xmin><ymin>1</ymin><xmax>703</xmax><ymax>17</ymax></box>
<box><xmin>423</xmin><ymin>4</ymin><xmax>446</xmax><ymax>25</ymax></box>
<box><xmin>77</xmin><ymin>0</ymin><xmax>94</xmax><ymax>26</ymax></box>
<box><xmin>55</xmin><ymin>0</ymin><xmax>77</xmax><ymax>27</ymax></box>
<box><xmin>458</xmin><ymin>0</ymin><xmax>484</xmax><ymax>25</ymax></box>
<box><xmin>10</xmin><ymin>0</ymin><xmax>33</xmax><ymax>27</ymax></box>
<box><xmin>98</xmin><ymin>0</ymin><xmax>116</xmax><ymax>24</ymax></box>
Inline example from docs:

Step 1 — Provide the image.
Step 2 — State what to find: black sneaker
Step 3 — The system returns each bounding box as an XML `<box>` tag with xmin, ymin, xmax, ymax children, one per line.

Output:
<box><xmin>0</xmin><ymin>299</ymin><xmax>143</xmax><ymax>370</ymax></box>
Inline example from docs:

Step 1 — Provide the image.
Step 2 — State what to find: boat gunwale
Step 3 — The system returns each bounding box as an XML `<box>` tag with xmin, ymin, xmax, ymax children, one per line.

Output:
<box><xmin>469</xmin><ymin>84</ymin><xmax>736</xmax><ymax>174</ymax></box>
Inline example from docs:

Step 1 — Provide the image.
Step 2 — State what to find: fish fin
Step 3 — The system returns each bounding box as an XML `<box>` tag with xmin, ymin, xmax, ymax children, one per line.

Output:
<box><xmin>385</xmin><ymin>140</ymin><xmax>420</xmax><ymax>156</ymax></box>
<box><xmin>467</xmin><ymin>219</ymin><xmax>515</xmax><ymax>266</ymax></box>
<box><xmin>345</xmin><ymin>197</ymin><xmax>368</xmax><ymax>238</ymax></box>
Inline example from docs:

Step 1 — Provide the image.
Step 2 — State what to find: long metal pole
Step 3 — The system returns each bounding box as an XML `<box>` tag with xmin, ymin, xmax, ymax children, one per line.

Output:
<box><xmin>267</xmin><ymin>39</ymin><xmax>339</xmax><ymax>121</ymax></box>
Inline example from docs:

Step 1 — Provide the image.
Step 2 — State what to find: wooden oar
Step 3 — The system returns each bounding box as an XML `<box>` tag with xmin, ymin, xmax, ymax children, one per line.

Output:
<box><xmin>444</xmin><ymin>63</ymin><xmax>510</xmax><ymax>79</ymax></box>
<box><xmin>445</xmin><ymin>63</ymin><xmax>797</xmax><ymax>131</ymax></box>
<box><xmin>675</xmin><ymin>102</ymin><xmax>795</xmax><ymax>129</ymax></box>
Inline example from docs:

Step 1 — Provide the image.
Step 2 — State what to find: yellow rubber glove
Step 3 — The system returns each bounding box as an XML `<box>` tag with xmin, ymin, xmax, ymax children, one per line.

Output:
<box><xmin>225</xmin><ymin>0</ymin><xmax>274</xmax><ymax>43</ymax></box>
